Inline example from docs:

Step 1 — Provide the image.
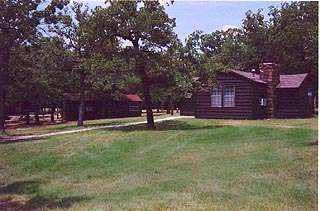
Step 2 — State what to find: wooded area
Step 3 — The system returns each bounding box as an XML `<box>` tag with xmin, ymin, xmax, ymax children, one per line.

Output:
<box><xmin>0</xmin><ymin>0</ymin><xmax>318</xmax><ymax>131</ymax></box>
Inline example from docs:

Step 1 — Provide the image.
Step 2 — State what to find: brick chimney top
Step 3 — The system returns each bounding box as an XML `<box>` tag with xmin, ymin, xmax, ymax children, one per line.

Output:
<box><xmin>259</xmin><ymin>63</ymin><xmax>280</xmax><ymax>85</ymax></box>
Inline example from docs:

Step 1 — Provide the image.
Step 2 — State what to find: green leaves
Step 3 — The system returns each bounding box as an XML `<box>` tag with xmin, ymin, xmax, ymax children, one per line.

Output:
<box><xmin>269</xmin><ymin>2</ymin><xmax>318</xmax><ymax>74</ymax></box>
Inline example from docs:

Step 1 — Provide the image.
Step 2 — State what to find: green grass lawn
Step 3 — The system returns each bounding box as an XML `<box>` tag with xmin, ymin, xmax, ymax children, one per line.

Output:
<box><xmin>0</xmin><ymin>118</ymin><xmax>317</xmax><ymax>210</ymax></box>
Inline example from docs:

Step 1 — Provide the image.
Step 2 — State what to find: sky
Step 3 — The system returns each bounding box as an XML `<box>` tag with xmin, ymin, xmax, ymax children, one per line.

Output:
<box><xmin>74</xmin><ymin>1</ymin><xmax>284</xmax><ymax>41</ymax></box>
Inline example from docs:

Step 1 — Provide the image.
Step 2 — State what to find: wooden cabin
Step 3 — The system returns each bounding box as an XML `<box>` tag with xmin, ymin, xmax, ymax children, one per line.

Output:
<box><xmin>5</xmin><ymin>101</ymin><xmax>39</xmax><ymax>116</ymax></box>
<box><xmin>179</xmin><ymin>93</ymin><xmax>196</xmax><ymax>116</ymax></box>
<box><xmin>180</xmin><ymin>63</ymin><xmax>314</xmax><ymax>119</ymax></box>
<box><xmin>63</xmin><ymin>93</ymin><xmax>142</xmax><ymax>121</ymax></box>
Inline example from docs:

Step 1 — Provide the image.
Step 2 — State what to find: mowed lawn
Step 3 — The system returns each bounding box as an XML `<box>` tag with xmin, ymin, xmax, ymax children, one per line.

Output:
<box><xmin>0</xmin><ymin>118</ymin><xmax>317</xmax><ymax>210</ymax></box>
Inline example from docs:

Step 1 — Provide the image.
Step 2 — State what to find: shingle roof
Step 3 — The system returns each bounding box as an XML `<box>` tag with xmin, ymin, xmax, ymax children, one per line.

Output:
<box><xmin>64</xmin><ymin>93</ymin><xmax>143</xmax><ymax>102</ymax></box>
<box><xmin>232</xmin><ymin>70</ymin><xmax>267</xmax><ymax>84</ymax></box>
<box><xmin>124</xmin><ymin>94</ymin><xmax>142</xmax><ymax>102</ymax></box>
<box><xmin>277</xmin><ymin>73</ymin><xmax>308</xmax><ymax>88</ymax></box>
<box><xmin>231</xmin><ymin>70</ymin><xmax>308</xmax><ymax>88</ymax></box>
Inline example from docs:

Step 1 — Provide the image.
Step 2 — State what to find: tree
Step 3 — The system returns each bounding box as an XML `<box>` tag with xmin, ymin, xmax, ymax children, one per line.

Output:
<box><xmin>34</xmin><ymin>37</ymin><xmax>74</xmax><ymax>122</ymax></box>
<box><xmin>242</xmin><ymin>9</ymin><xmax>269</xmax><ymax>69</ymax></box>
<box><xmin>92</xmin><ymin>1</ymin><xmax>176</xmax><ymax>128</ymax></box>
<box><xmin>268</xmin><ymin>2</ymin><xmax>318</xmax><ymax>78</ymax></box>
<box><xmin>52</xmin><ymin>2</ymin><xmax>91</xmax><ymax>126</ymax></box>
<box><xmin>184</xmin><ymin>30</ymin><xmax>231</xmax><ymax>87</ymax></box>
<box><xmin>9</xmin><ymin>43</ymin><xmax>44</xmax><ymax>125</ymax></box>
<box><xmin>163</xmin><ymin>39</ymin><xmax>199</xmax><ymax>114</ymax></box>
<box><xmin>52</xmin><ymin>2</ymin><xmax>120</xmax><ymax>126</ymax></box>
<box><xmin>0</xmin><ymin>0</ymin><xmax>68</xmax><ymax>131</ymax></box>
<box><xmin>7</xmin><ymin>36</ymin><xmax>71</xmax><ymax>125</ymax></box>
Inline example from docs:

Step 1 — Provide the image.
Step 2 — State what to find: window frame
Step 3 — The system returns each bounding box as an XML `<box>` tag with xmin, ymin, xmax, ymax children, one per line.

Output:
<box><xmin>85</xmin><ymin>106</ymin><xmax>94</xmax><ymax>112</ymax></box>
<box><xmin>210</xmin><ymin>85</ymin><xmax>236</xmax><ymax>108</ymax></box>
<box><xmin>223</xmin><ymin>86</ymin><xmax>236</xmax><ymax>108</ymax></box>
<box><xmin>260</xmin><ymin>98</ymin><xmax>267</xmax><ymax>106</ymax></box>
<box><xmin>128</xmin><ymin>103</ymin><xmax>140</xmax><ymax>112</ymax></box>
<box><xmin>210</xmin><ymin>86</ymin><xmax>222</xmax><ymax>107</ymax></box>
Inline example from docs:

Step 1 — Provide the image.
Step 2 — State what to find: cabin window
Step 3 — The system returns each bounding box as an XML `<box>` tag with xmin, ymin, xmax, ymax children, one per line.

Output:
<box><xmin>129</xmin><ymin>104</ymin><xmax>140</xmax><ymax>112</ymax></box>
<box><xmin>86</xmin><ymin>106</ymin><xmax>94</xmax><ymax>112</ymax></box>
<box><xmin>211</xmin><ymin>87</ymin><xmax>222</xmax><ymax>107</ymax></box>
<box><xmin>260</xmin><ymin>98</ymin><xmax>267</xmax><ymax>106</ymax></box>
<box><xmin>307</xmin><ymin>89</ymin><xmax>313</xmax><ymax>96</ymax></box>
<box><xmin>223</xmin><ymin>86</ymin><xmax>235</xmax><ymax>107</ymax></box>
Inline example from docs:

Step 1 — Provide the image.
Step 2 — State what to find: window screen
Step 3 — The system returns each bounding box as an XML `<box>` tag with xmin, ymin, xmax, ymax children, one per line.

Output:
<box><xmin>211</xmin><ymin>87</ymin><xmax>222</xmax><ymax>107</ymax></box>
<box><xmin>223</xmin><ymin>87</ymin><xmax>235</xmax><ymax>107</ymax></box>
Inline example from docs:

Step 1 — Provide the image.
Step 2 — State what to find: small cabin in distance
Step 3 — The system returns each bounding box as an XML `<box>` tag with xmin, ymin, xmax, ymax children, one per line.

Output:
<box><xmin>63</xmin><ymin>93</ymin><xmax>142</xmax><ymax>121</ymax></box>
<box><xmin>180</xmin><ymin>93</ymin><xmax>195</xmax><ymax>116</ymax></box>
<box><xmin>180</xmin><ymin>63</ymin><xmax>314</xmax><ymax>119</ymax></box>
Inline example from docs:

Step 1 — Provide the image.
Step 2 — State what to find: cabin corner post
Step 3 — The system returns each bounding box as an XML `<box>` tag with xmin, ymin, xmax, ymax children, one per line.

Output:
<box><xmin>259</xmin><ymin>63</ymin><xmax>280</xmax><ymax>118</ymax></box>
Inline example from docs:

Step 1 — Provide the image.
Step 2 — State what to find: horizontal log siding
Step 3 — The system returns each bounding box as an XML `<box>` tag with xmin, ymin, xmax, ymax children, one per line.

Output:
<box><xmin>275</xmin><ymin>79</ymin><xmax>313</xmax><ymax>119</ymax></box>
<box><xmin>180</xmin><ymin>97</ymin><xmax>196</xmax><ymax>116</ymax></box>
<box><xmin>195</xmin><ymin>73</ymin><xmax>255</xmax><ymax>119</ymax></box>
<box><xmin>276</xmin><ymin>88</ymin><xmax>300</xmax><ymax>118</ymax></box>
<box><xmin>298</xmin><ymin>76</ymin><xmax>314</xmax><ymax>118</ymax></box>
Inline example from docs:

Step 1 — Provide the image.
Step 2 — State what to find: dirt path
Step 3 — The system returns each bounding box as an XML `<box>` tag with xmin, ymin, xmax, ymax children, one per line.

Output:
<box><xmin>0</xmin><ymin>116</ymin><xmax>193</xmax><ymax>142</ymax></box>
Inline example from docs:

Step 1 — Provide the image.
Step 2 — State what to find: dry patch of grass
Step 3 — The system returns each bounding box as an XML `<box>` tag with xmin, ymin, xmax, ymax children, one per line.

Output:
<box><xmin>212</xmin><ymin>117</ymin><xmax>318</xmax><ymax>130</ymax></box>
<box><xmin>0</xmin><ymin>194</ymin><xmax>28</xmax><ymax>210</ymax></box>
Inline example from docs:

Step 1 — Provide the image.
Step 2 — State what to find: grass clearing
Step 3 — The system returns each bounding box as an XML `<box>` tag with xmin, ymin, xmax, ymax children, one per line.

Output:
<box><xmin>0</xmin><ymin>118</ymin><xmax>317</xmax><ymax>210</ymax></box>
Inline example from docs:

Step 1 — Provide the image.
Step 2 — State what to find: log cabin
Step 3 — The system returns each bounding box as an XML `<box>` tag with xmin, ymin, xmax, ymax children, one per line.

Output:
<box><xmin>63</xmin><ymin>93</ymin><xmax>142</xmax><ymax>121</ymax></box>
<box><xmin>180</xmin><ymin>63</ymin><xmax>314</xmax><ymax>119</ymax></box>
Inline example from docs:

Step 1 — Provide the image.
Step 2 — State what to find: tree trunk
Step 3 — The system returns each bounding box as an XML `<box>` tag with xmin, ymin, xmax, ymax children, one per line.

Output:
<box><xmin>77</xmin><ymin>71</ymin><xmax>85</xmax><ymax>126</ymax></box>
<box><xmin>170</xmin><ymin>96</ymin><xmax>174</xmax><ymax>116</ymax></box>
<box><xmin>26</xmin><ymin>112</ymin><xmax>30</xmax><ymax>125</ymax></box>
<box><xmin>166</xmin><ymin>96</ymin><xmax>170</xmax><ymax>114</ymax></box>
<box><xmin>102</xmin><ymin>99</ymin><xmax>107</xmax><ymax>118</ymax></box>
<box><xmin>63</xmin><ymin>97</ymin><xmax>68</xmax><ymax>121</ymax></box>
<box><xmin>0</xmin><ymin>51</ymin><xmax>10</xmax><ymax>132</ymax></box>
<box><xmin>0</xmin><ymin>84</ymin><xmax>5</xmax><ymax>133</ymax></box>
<box><xmin>56</xmin><ymin>108</ymin><xmax>59</xmax><ymax>119</ymax></box>
<box><xmin>133</xmin><ymin>41</ymin><xmax>154</xmax><ymax>129</ymax></box>
<box><xmin>143</xmin><ymin>83</ymin><xmax>155</xmax><ymax>129</ymax></box>
<box><xmin>161</xmin><ymin>101</ymin><xmax>164</xmax><ymax>113</ymax></box>
<box><xmin>35</xmin><ymin>106</ymin><xmax>40</xmax><ymax>125</ymax></box>
<box><xmin>60</xmin><ymin>107</ymin><xmax>64</xmax><ymax>120</ymax></box>
<box><xmin>50</xmin><ymin>107</ymin><xmax>55</xmax><ymax>122</ymax></box>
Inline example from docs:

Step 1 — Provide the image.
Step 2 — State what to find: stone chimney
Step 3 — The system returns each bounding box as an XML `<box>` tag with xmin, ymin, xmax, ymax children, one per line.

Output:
<box><xmin>259</xmin><ymin>63</ymin><xmax>280</xmax><ymax>118</ymax></box>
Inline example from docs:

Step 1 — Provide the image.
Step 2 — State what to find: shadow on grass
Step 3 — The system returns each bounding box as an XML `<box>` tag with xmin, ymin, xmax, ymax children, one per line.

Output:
<box><xmin>0</xmin><ymin>180</ymin><xmax>42</xmax><ymax>195</ymax></box>
<box><xmin>14</xmin><ymin>120</ymin><xmax>127</xmax><ymax>134</ymax></box>
<box><xmin>0</xmin><ymin>120</ymin><xmax>128</xmax><ymax>143</ymax></box>
<box><xmin>39</xmin><ymin>120</ymin><xmax>125</xmax><ymax>132</ymax></box>
<box><xmin>0</xmin><ymin>136</ymin><xmax>46</xmax><ymax>145</ymax></box>
<box><xmin>0</xmin><ymin>180</ymin><xmax>89</xmax><ymax>210</ymax></box>
<box><xmin>0</xmin><ymin>120</ymin><xmax>224</xmax><ymax>144</ymax></box>
<box><xmin>109</xmin><ymin>120</ymin><xmax>224</xmax><ymax>132</ymax></box>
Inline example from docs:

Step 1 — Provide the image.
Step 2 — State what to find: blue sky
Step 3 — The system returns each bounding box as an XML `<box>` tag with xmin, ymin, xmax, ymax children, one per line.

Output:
<box><xmin>76</xmin><ymin>1</ymin><xmax>284</xmax><ymax>41</ymax></box>
<box><xmin>165</xmin><ymin>1</ymin><xmax>284</xmax><ymax>41</ymax></box>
